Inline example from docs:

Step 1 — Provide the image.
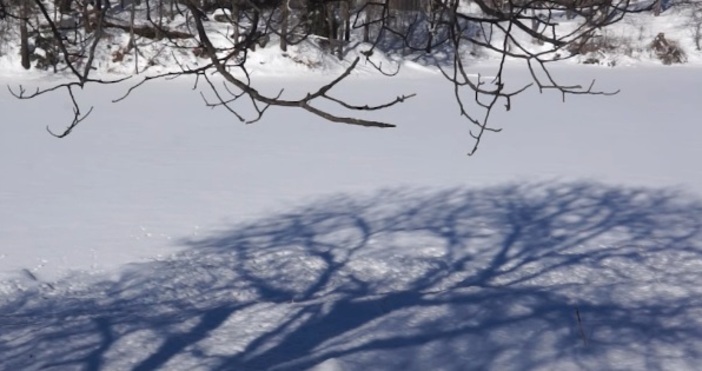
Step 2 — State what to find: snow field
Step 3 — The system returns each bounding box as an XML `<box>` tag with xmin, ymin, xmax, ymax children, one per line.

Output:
<box><xmin>1</xmin><ymin>64</ymin><xmax>702</xmax><ymax>369</ymax></box>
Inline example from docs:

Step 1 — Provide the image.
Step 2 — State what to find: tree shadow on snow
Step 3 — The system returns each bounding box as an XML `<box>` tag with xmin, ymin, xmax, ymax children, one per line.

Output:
<box><xmin>2</xmin><ymin>181</ymin><xmax>702</xmax><ymax>370</ymax></box>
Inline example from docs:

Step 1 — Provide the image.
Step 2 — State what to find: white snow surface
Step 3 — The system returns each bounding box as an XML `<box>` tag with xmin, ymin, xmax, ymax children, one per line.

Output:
<box><xmin>2</xmin><ymin>63</ymin><xmax>702</xmax><ymax>370</ymax></box>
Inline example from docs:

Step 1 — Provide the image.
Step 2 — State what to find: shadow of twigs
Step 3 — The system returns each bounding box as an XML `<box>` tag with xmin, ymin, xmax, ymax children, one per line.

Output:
<box><xmin>2</xmin><ymin>182</ymin><xmax>702</xmax><ymax>370</ymax></box>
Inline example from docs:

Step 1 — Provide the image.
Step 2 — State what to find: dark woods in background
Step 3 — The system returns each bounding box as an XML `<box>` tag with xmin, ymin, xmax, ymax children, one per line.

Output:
<box><xmin>2</xmin><ymin>0</ymin><xmax>438</xmax><ymax>66</ymax></box>
<box><xmin>2</xmin><ymin>0</ymin><xmax>657</xmax><ymax>72</ymax></box>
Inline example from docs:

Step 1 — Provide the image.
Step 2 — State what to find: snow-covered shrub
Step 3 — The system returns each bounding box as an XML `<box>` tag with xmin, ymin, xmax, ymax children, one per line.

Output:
<box><xmin>32</xmin><ymin>33</ymin><xmax>60</xmax><ymax>70</ymax></box>
<box><xmin>649</xmin><ymin>32</ymin><xmax>687</xmax><ymax>64</ymax></box>
<box><xmin>568</xmin><ymin>33</ymin><xmax>617</xmax><ymax>56</ymax></box>
<box><xmin>567</xmin><ymin>32</ymin><xmax>635</xmax><ymax>65</ymax></box>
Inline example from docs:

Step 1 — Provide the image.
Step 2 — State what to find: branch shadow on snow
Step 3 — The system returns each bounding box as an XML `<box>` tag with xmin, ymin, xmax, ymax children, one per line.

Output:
<box><xmin>2</xmin><ymin>181</ymin><xmax>702</xmax><ymax>370</ymax></box>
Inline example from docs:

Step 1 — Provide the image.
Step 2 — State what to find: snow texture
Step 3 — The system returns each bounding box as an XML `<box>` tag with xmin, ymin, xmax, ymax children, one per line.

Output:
<box><xmin>2</xmin><ymin>62</ymin><xmax>702</xmax><ymax>370</ymax></box>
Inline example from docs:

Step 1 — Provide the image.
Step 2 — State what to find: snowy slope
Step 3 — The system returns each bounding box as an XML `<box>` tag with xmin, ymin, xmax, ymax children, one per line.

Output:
<box><xmin>2</xmin><ymin>63</ymin><xmax>702</xmax><ymax>370</ymax></box>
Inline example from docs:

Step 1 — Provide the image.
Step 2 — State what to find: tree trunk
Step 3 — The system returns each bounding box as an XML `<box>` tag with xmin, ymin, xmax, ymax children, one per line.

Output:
<box><xmin>342</xmin><ymin>0</ymin><xmax>350</xmax><ymax>42</ymax></box>
<box><xmin>280</xmin><ymin>0</ymin><xmax>289</xmax><ymax>51</ymax></box>
<box><xmin>653</xmin><ymin>0</ymin><xmax>662</xmax><ymax>16</ymax></box>
<box><xmin>20</xmin><ymin>0</ymin><xmax>30</xmax><ymax>70</ymax></box>
<box><xmin>425</xmin><ymin>1</ymin><xmax>436</xmax><ymax>53</ymax></box>
<box><xmin>232</xmin><ymin>0</ymin><xmax>240</xmax><ymax>41</ymax></box>
<box><xmin>131</xmin><ymin>0</ymin><xmax>138</xmax><ymax>73</ymax></box>
<box><xmin>250</xmin><ymin>6</ymin><xmax>260</xmax><ymax>51</ymax></box>
<box><xmin>363</xmin><ymin>0</ymin><xmax>371</xmax><ymax>42</ymax></box>
<box><xmin>158</xmin><ymin>0</ymin><xmax>164</xmax><ymax>29</ymax></box>
<box><xmin>337</xmin><ymin>1</ymin><xmax>347</xmax><ymax>58</ymax></box>
<box><xmin>326</xmin><ymin>2</ymin><xmax>337</xmax><ymax>55</ymax></box>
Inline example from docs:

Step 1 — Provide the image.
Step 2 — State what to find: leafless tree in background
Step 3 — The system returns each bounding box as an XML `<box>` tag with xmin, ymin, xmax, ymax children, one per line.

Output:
<box><xmin>5</xmin><ymin>0</ymin><xmax>650</xmax><ymax>154</ymax></box>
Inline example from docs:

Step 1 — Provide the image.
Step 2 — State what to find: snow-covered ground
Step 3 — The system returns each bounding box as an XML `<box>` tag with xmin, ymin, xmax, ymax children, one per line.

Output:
<box><xmin>2</xmin><ymin>62</ymin><xmax>702</xmax><ymax>370</ymax></box>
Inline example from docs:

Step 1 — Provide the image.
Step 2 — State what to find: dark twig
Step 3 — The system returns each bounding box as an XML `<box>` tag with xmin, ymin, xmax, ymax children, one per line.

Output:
<box><xmin>575</xmin><ymin>306</ymin><xmax>589</xmax><ymax>346</ymax></box>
